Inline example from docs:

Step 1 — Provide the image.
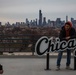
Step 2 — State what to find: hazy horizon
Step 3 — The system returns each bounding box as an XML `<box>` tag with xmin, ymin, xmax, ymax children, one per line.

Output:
<box><xmin>0</xmin><ymin>0</ymin><xmax>76</xmax><ymax>25</ymax></box>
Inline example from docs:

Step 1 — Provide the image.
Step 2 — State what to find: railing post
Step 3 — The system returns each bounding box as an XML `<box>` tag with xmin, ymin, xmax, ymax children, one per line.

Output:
<box><xmin>74</xmin><ymin>50</ymin><xmax>76</xmax><ymax>70</ymax></box>
<box><xmin>45</xmin><ymin>52</ymin><xmax>51</xmax><ymax>70</ymax></box>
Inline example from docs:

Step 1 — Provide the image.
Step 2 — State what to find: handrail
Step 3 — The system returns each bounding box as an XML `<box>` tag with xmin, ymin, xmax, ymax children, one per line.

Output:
<box><xmin>0</xmin><ymin>34</ymin><xmax>50</xmax><ymax>52</ymax></box>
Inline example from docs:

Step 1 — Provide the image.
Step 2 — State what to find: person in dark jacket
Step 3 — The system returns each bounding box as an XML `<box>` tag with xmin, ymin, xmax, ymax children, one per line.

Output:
<box><xmin>56</xmin><ymin>21</ymin><xmax>76</xmax><ymax>71</ymax></box>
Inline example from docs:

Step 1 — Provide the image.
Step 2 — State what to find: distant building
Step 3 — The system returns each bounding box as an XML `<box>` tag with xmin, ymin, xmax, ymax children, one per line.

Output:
<box><xmin>39</xmin><ymin>10</ymin><xmax>42</xmax><ymax>26</ymax></box>
<box><xmin>66</xmin><ymin>15</ymin><xmax>68</xmax><ymax>22</ymax></box>
<box><xmin>56</xmin><ymin>18</ymin><xmax>61</xmax><ymax>27</ymax></box>
<box><xmin>16</xmin><ymin>22</ymin><xmax>20</xmax><ymax>27</ymax></box>
<box><xmin>43</xmin><ymin>17</ymin><xmax>46</xmax><ymax>25</ymax></box>
<box><xmin>71</xmin><ymin>17</ymin><xmax>74</xmax><ymax>22</ymax></box>
<box><xmin>26</xmin><ymin>18</ymin><xmax>29</xmax><ymax>25</ymax></box>
<box><xmin>5</xmin><ymin>22</ymin><xmax>11</xmax><ymax>26</ymax></box>
<box><xmin>0</xmin><ymin>22</ymin><xmax>1</xmax><ymax>26</ymax></box>
<box><xmin>72</xmin><ymin>20</ymin><xmax>76</xmax><ymax>27</ymax></box>
<box><xmin>36</xmin><ymin>19</ymin><xmax>38</xmax><ymax>26</ymax></box>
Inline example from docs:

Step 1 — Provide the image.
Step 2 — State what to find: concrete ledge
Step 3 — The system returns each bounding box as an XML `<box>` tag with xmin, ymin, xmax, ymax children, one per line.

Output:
<box><xmin>0</xmin><ymin>55</ymin><xmax>74</xmax><ymax>58</ymax></box>
<box><xmin>0</xmin><ymin>52</ymin><xmax>74</xmax><ymax>58</ymax></box>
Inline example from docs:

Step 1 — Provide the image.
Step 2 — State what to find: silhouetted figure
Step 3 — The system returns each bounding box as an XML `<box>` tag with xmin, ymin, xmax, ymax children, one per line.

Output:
<box><xmin>0</xmin><ymin>64</ymin><xmax>3</xmax><ymax>74</ymax></box>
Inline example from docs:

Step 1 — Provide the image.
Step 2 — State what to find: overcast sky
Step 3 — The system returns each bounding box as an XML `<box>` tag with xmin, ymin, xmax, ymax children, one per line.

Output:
<box><xmin>0</xmin><ymin>0</ymin><xmax>76</xmax><ymax>24</ymax></box>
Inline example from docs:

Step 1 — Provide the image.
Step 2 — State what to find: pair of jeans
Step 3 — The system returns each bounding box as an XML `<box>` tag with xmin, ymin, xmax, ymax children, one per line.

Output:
<box><xmin>57</xmin><ymin>49</ymin><xmax>71</xmax><ymax>67</ymax></box>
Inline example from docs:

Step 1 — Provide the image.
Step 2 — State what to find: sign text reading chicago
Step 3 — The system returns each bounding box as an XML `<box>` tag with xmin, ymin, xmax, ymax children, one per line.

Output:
<box><xmin>35</xmin><ymin>36</ymin><xmax>76</xmax><ymax>56</ymax></box>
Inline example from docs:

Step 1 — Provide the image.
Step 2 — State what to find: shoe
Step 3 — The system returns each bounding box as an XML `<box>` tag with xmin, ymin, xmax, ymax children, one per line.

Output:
<box><xmin>66</xmin><ymin>66</ymin><xmax>73</xmax><ymax>70</ymax></box>
<box><xmin>56</xmin><ymin>66</ymin><xmax>60</xmax><ymax>71</ymax></box>
<box><xmin>0</xmin><ymin>70</ymin><xmax>3</xmax><ymax>74</ymax></box>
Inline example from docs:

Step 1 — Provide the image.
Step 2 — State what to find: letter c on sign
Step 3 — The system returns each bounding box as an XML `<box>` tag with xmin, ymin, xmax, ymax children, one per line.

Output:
<box><xmin>35</xmin><ymin>36</ymin><xmax>48</xmax><ymax>56</ymax></box>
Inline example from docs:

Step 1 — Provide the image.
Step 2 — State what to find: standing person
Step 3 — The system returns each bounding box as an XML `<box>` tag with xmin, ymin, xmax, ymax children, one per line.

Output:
<box><xmin>56</xmin><ymin>21</ymin><xmax>76</xmax><ymax>70</ymax></box>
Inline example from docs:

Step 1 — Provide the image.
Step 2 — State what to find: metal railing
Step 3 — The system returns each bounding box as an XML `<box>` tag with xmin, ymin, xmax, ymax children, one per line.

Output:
<box><xmin>0</xmin><ymin>34</ymin><xmax>48</xmax><ymax>54</ymax></box>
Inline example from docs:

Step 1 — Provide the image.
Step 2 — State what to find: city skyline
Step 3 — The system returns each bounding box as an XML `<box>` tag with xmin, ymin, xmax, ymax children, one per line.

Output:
<box><xmin>0</xmin><ymin>0</ymin><xmax>76</xmax><ymax>24</ymax></box>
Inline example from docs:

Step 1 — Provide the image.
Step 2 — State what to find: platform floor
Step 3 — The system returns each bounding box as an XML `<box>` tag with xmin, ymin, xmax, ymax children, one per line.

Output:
<box><xmin>0</xmin><ymin>57</ymin><xmax>76</xmax><ymax>75</ymax></box>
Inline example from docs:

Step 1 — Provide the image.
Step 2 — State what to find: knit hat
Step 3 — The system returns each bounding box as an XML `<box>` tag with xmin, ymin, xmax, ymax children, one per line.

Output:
<box><xmin>65</xmin><ymin>21</ymin><xmax>72</xmax><ymax>27</ymax></box>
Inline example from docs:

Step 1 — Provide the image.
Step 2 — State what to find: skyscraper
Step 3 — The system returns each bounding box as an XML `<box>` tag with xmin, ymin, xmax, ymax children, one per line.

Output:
<box><xmin>39</xmin><ymin>10</ymin><xmax>42</xmax><ymax>26</ymax></box>
<box><xmin>26</xmin><ymin>18</ymin><xmax>29</xmax><ymax>25</ymax></box>
<box><xmin>71</xmin><ymin>17</ymin><xmax>74</xmax><ymax>22</ymax></box>
<box><xmin>0</xmin><ymin>22</ymin><xmax>1</xmax><ymax>25</ymax></box>
<box><xmin>66</xmin><ymin>15</ymin><xmax>68</xmax><ymax>22</ymax></box>
<box><xmin>43</xmin><ymin>17</ymin><xmax>46</xmax><ymax>25</ymax></box>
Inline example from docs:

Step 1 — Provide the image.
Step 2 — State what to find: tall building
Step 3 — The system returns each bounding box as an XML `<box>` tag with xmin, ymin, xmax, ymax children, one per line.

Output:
<box><xmin>56</xmin><ymin>18</ymin><xmax>61</xmax><ymax>27</ymax></box>
<box><xmin>71</xmin><ymin>17</ymin><xmax>74</xmax><ymax>22</ymax></box>
<box><xmin>39</xmin><ymin>10</ymin><xmax>42</xmax><ymax>26</ymax></box>
<box><xmin>0</xmin><ymin>22</ymin><xmax>1</xmax><ymax>25</ymax></box>
<box><xmin>26</xmin><ymin>18</ymin><xmax>29</xmax><ymax>25</ymax></box>
<box><xmin>36</xmin><ymin>18</ymin><xmax>37</xmax><ymax>25</ymax></box>
<box><xmin>43</xmin><ymin>17</ymin><xmax>46</xmax><ymax>25</ymax></box>
<box><xmin>66</xmin><ymin>15</ymin><xmax>68</xmax><ymax>22</ymax></box>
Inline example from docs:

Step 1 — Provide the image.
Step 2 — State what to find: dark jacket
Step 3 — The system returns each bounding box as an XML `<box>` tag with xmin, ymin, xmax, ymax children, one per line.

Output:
<box><xmin>59</xmin><ymin>26</ymin><xmax>76</xmax><ymax>41</ymax></box>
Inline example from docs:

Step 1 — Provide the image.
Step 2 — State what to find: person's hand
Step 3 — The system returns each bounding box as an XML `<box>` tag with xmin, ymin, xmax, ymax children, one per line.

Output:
<box><xmin>65</xmin><ymin>36</ymin><xmax>70</xmax><ymax>40</ymax></box>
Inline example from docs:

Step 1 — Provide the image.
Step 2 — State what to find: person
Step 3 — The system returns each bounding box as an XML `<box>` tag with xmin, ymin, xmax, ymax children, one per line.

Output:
<box><xmin>0</xmin><ymin>64</ymin><xmax>3</xmax><ymax>74</ymax></box>
<box><xmin>56</xmin><ymin>21</ymin><xmax>76</xmax><ymax>71</ymax></box>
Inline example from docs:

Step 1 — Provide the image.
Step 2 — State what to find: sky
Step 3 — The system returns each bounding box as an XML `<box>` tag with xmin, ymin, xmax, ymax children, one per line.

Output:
<box><xmin>0</xmin><ymin>0</ymin><xmax>76</xmax><ymax>24</ymax></box>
